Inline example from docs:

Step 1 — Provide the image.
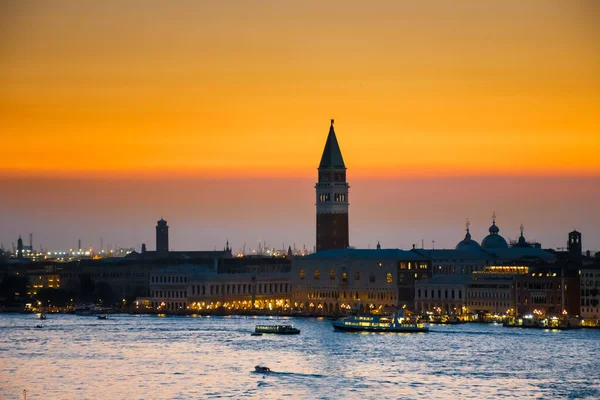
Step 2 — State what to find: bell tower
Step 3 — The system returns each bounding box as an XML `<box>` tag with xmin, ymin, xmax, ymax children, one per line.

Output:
<box><xmin>156</xmin><ymin>218</ymin><xmax>169</xmax><ymax>256</ymax></box>
<box><xmin>316</xmin><ymin>119</ymin><xmax>349</xmax><ymax>252</ymax></box>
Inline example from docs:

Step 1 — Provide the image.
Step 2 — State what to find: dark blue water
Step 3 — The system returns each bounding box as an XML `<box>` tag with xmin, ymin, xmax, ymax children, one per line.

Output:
<box><xmin>1</xmin><ymin>314</ymin><xmax>598</xmax><ymax>399</ymax></box>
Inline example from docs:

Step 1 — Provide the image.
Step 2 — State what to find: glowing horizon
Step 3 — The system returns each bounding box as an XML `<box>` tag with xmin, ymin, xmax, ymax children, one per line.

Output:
<box><xmin>1</xmin><ymin>1</ymin><xmax>599</xmax><ymax>179</ymax></box>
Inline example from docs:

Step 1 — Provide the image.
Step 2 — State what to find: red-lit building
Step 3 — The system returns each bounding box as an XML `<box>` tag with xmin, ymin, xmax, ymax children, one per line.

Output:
<box><xmin>516</xmin><ymin>268</ymin><xmax>580</xmax><ymax>316</ymax></box>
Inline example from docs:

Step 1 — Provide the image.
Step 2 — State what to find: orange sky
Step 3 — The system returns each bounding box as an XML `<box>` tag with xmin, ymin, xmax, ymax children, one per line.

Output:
<box><xmin>1</xmin><ymin>1</ymin><xmax>599</xmax><ymax>178</ymax></box>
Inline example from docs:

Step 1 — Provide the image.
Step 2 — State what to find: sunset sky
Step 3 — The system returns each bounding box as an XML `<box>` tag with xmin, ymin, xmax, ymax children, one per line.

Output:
<box><xmin>1</xmin><ymin>1</ymin><xmax>599</xmax><ymax>251</ymax></box>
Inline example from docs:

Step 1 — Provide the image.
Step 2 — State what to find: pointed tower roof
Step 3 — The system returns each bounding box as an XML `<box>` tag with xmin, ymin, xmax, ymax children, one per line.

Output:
<box><xmin>319</xmin><ymin>119</ymin><xmax>346</xmax><ymax>169</ymax></box>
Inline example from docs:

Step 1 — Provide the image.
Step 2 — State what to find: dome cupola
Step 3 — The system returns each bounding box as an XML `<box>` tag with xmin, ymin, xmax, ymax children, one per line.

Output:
<box><xmin>481</xmin><ymin>212</ymin><xmax>509</xmax><ymax>249</ymax></box>
<box><xmin>455</xmin><ymin>219</ymin><xmax>481</xmax><ymax>251</ymax></box>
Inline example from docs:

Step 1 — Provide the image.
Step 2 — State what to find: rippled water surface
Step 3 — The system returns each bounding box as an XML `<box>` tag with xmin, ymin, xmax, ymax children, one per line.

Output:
<box><xmin>1</xmin><ymin>314</ymin><xmax>599</xmax><ymax>399</ymax></box>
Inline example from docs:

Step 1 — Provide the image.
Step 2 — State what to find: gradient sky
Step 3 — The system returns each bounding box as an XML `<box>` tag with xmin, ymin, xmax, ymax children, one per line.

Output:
<box><xmin>1</xmin><ymin>1</ymin><xmax>599</xmax><ymax>251</ymax></box>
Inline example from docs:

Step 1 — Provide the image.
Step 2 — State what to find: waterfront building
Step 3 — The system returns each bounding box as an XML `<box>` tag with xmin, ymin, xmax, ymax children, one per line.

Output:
<box><xmin>148</xmin><ymin>265</ymin><xmax>291</xmax><ymax>312</ymax></box>
<box><xmin>149</xmin><ymin>266</ymin><xmax>195</xmax><ymax>311</ymax></box>
<box><xmin>187</xmin><ymin>272</ymin><xmax>291</xmax><ymax>312</ymax></box>
<box><xmin>316</xmin><ymin>120</ymin><xmax>349</xmax><ymax>252</ymax></box>
<box><xmin>515</xmin><ymin>268</ymin><xmax>580</xmax><ymax>316</ymax></box>
<box><xmin>414</xmin><ymin>266</ymin><xmax>526</xmax><ymax>316</ymax></box>
<box><xmin>579</xmin><ymin>265</ymin><xmax>600</xmax><ymax>320</ymax></box>
<box><xmin>414</xmin><ymin>275</ymin><xmax>468</xmax><ymax>315</ymax></box>
<box><xmin>29</xmin><ymin>273</ymin><xmax>61</xmax><ymax>294</ymax></box>
<box><xmin>467</xmin><ymin>267</ymin><xmax>523</xmax><ymax>316</ymax></box>
<box><xmin>291</xmin><ymin>248</ymin><xmax>430</xmax><ymax>314</ymax></box>
<box><xmin>60</xmin><ymin>259</ymin><xmax>158</xmax><ymax>301</ymax></box>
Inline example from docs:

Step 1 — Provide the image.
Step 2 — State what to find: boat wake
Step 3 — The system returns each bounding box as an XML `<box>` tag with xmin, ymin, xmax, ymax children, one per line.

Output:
<box><xmin>252</xmin><ymin>370</ymin><xmax>324</xmax><ymax>378</ymax></box>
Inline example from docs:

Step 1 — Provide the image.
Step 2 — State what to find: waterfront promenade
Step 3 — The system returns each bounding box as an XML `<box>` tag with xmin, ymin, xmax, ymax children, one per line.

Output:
<box><xmin>1</xmin><ymin>314</ymin><xmax>599</xmax><ymax>399</ymax></box>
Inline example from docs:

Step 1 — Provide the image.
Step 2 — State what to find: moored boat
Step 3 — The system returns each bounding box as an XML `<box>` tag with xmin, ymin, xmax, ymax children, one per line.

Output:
<box><xmin>332</xmin><ymin>310</ymin><xmax>429</xmax><ymax>333</ymax></box>
<box><xmin>503</xmin><ymin>315</ymin><xmax>581</xmax><ymax>330</ymax></box>
<box><xmin>255</xmin><ymin>325</ymin><xmax>300</xmax><ymax>335</ymax></box>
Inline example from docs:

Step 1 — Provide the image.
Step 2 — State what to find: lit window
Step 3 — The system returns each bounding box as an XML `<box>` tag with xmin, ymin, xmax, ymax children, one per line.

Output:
<box><xmin>330</xmin><ymin>269</ymin><xmax>335</xmax><ymax>280</ymax></box>
<box><xmin>342</xmin><ymin>272</ymin><xmax>347</xmax><ymax>282</ymax></box>
<box><xmin>314</xmin><ymin>269</ymin><xmax>320</xmax><ymax>280</ymax></box>
<box><xmin>354</xmin><ymin>271</ymin><xmax>360</xmax><ymax>280</ymax></box>
<box><xmin>386</xmin><ymin>273</ymin><xmax>392</xmax><ymax>283</ymax></box>
<box><xmin>300</xmin><ymin>269</ymin><xmax>305</xmax><ymax>279</ymax></box>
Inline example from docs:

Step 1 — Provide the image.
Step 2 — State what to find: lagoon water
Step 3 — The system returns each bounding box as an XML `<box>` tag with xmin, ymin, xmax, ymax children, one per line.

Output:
<box><xmin>1</xmin><ymin>314</ymin><xmax>599</xmax><ymax>399</ymax></box>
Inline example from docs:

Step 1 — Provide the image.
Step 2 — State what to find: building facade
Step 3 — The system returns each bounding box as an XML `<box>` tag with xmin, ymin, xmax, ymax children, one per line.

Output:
<box><xmin>414</xmin><ymin>275</ymin><xmax>468</xmax><ymax>314</ymax></box>
<box><xmin>580</xmin><ymin>266</ymin><xmax>600</xmax><ymax>321</ymax></box>
<box><xmin>148</xmin><ymin>265</ymin><xmax>292</xmax><ymax>312</ymax></box>
<box><xmin>515</xmin><ymin>268</ymin><xmax>580</xmax><ymax>316</ymax></box>
<box><xmin>292</xmin><ymin>248</ymin><xmax>430</xmax><ymax>315</ymax></box>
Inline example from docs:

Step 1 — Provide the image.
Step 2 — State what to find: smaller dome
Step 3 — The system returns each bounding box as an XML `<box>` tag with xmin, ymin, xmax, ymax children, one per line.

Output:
<box><xmin>489</xmin><ymin>223</ymin><xmax>500</xmax><ymax>234</ymax></box>
<box><xmin>455</xmin><ymin>228</ymin><xmax>481</xmax><ymax>251</ymax></box>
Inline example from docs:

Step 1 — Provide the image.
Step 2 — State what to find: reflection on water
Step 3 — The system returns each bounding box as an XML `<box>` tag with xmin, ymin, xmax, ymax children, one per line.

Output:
<box><xmin>1</xmin><ymin>314</ymin><xmax>599</xmax><ymax>399</ymax></box>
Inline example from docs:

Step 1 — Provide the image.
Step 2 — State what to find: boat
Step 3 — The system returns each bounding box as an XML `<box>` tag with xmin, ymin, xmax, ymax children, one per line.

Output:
<box><xmin>35</xmin><ymin>324</ymin><xmax>44</xmax><ymax>329</ymax></box>
<box><xmin>251</xmin><ymin>332</ymin><xmax>263</xmax><ymax>336</ymax></box>
<box><xmin>255</xmin><ymin>365</ymin><xmax>271</xmax><ymax>373</ymax></box>
<box><xmin>332</xmin><ymin>310</ymin><xmax>429</xmax><ymax>333</ymax></box>
<box><xmin>97</xmin><ymin>315</ymin><xmax>108</xmax><ymax>320</ymax></box>
<box><xmin>40</xmin><ymin>313</ymin><xmax>47</xmax><ymax>320</ymax></box>
<box><xmin>429</xmin><ymin>315</ymin><xmax>466</xmax><ymax>325</ymax></box>
<box><xmin>255</xmin><ymin>325</ymin><xmax>300</xmax><ymax>335</ymax></box>
<box><xmin>504</xmin><ymin>315</ymin><xmax>581</xmax><ymax>330</ymax></box>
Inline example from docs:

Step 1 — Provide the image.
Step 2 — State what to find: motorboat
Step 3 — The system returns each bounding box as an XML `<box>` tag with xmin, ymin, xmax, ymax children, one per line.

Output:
<box><xmin>255</xmin><ymin>365</ymin><xmax>271</xmax><ymax>373</ymax></box>
<box><xmin>332</xmin><ymin>310</ymin><xmax>429</xmax><ymax>333</ymax></box>
<box><xmin>35</xmin><ymin>324</ymin><xmax>44</xmax><ymax>329</ymax></box>
<box><xmin>40</xmin><ymin>313</ymin><xmax>47</xmax><ymax>320</ymax></box>
<box><xmin>97</xmin><ymin>315</ymin><xmax>108</xmax><ymax>320</ymax></box>
<box><xmin>255</xmin><ymin>325</ymin><xmax>300</xmax><ymax>335</ymax></box>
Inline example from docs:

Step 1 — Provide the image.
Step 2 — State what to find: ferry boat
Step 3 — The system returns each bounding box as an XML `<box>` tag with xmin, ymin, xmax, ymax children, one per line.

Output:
<box><xmin>504</xmin><ymin>315</ymin><xmax>580</xmax><ymax>330</ymax></box>
<box><xmin>255</xmin><ymin>324</ymin><xmax>300</xmax><ymax>335</ymax></box>
<box><xmin>332</xmin><ymin>311</ymin><xmax>429</xmax><ymax>333</ymax></box>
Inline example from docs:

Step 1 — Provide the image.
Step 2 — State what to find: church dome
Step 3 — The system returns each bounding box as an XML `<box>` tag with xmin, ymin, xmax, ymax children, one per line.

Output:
<box><xmin>455</xmin><ymin>220</ymin><xmax>481</xmax><ymax>251</ymax></box>
<box><xmin>481</xmin><ymin>213</ymin><xmax>508</xmax><ymax>249</ymax></box>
